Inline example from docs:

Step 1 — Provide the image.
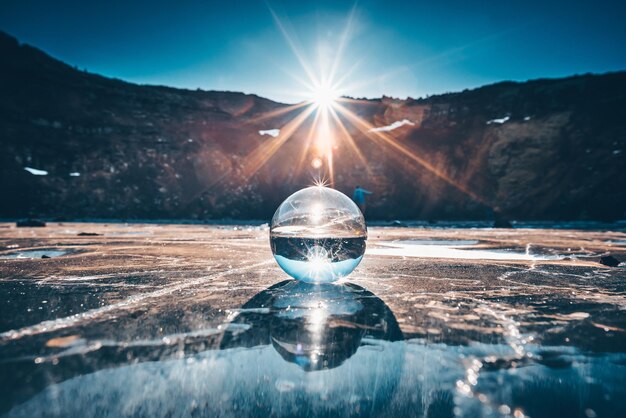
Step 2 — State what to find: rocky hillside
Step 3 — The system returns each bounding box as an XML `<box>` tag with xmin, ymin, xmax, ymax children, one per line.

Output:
<box><xmin>1</xmin><ymin>31</ymin><xmax>625</xmax><ymax>220</ymax></box>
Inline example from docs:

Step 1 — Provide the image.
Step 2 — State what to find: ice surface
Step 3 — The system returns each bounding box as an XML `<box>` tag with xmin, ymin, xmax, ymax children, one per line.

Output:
<box><xmin>368</xmin><ymin>240</ymin><xmax>564</xmax><ymax>261</ymax></box>
<box><xmin>0</xmin><ymin>222</ymin><xmax>625</xmax><ymax>417</ymax></box>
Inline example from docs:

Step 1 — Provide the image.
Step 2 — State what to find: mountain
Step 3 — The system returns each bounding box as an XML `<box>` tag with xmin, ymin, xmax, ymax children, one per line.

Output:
<box><xmin>1</xmin><ymin>31</ymin><xmax>625</xmax><ymax>221</ymax></box>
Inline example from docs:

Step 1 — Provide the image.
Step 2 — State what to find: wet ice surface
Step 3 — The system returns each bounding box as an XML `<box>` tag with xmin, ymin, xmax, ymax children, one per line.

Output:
<box><xmin>0</xmin><ymin>223</ymin><xmax>625</xmax><ymax>417</ymax></box>
<box><xmin>0</xmin><ymin>250</ymin><xmax>70</xmax><ymax>259</ymax></box>
<box><xmin>367</xmin><ymin>240</ymin><xmax>566</xmax><ymax>261</ymax></box>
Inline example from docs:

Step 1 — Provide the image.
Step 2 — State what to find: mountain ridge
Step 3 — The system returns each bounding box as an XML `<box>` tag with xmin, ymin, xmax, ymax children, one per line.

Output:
<box><xmin>1</xmin><ymin>30</ymin><xmax>625</xmax><ymax>220</ymax></box>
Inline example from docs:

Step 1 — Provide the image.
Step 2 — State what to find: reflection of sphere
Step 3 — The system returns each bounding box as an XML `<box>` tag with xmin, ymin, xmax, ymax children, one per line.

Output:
<box><xmin>218</xmin><ymin>279</ymin><xmax>405</xmax><ymax>416</ymax></box>
<box><xmin>270</xmin><ymin>186</ymin><xmax>367</xmax><ymax>283</ymax></box>
<box><xmin>12</xmin><ymin>281</ymin><xmax>405</xmax><ymax>418</ymax></box>
<box><xmin>221</xmin><ymin>279</ymin><xmax>403</xmax><ymax>372</ymax></box>
<box><xmin>269</xmin><ymin>281</ymin><xmax>367</xmax><ymax>371</ymax></box>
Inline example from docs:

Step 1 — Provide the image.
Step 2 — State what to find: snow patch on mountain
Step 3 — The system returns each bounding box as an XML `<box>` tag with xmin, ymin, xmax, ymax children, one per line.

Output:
<box><xmin>369</xmin><ymin>119</ymin><xmax>415</xmax><ymax>132</ymax></box>
<box><xmin>24</xmin><ymin>167</ymin><xmax>48</xmax><ymax>175</ymax></box>
<box><xmin>259</xmin><ymin>129</ymin><xmax>280</xmax><ymax>138</ymax></box>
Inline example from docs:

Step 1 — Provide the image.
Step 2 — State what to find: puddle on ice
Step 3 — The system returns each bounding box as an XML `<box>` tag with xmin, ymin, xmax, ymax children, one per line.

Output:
<box><xmin>0</xmin><ymin>249</ymin><xmax>70</xmax><ymax>259</ymax></box>
<box><xmin>107</xmin><ymin>231</ymin><xmax>153</xmax><ymax>236</ymax></box>
<box><xmin>368</xmin><ymin>240</ymin><xmax>563</xmax><ymax>261</ymax></box>
<box><xmin>607</xmin><ymin>240</ymin><xmax>626</xmax><ymax>246</ymax></box>
<box><xmin>394</xmin><ymin>239</ymin><xmax>479</xmax><ymax>246</ymax></box>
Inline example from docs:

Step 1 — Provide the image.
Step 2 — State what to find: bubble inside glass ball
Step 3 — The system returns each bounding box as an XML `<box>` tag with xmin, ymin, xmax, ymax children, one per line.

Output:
<box><xmin>270</xmin><ymin>186</ymin><xmax>367</xmax><ymax>283</ymax></box>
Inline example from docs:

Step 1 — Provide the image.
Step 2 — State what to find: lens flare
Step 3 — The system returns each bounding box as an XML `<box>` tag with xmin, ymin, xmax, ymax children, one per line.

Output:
<box><xmin>197</xmin><ymin>4</ymin><xmax>484</xmax><ymax>208</ymax></box>
<box><xmin>311</xmin><ymin>157</ymin><xmax>323</xmax><ymax>169</ymax></box>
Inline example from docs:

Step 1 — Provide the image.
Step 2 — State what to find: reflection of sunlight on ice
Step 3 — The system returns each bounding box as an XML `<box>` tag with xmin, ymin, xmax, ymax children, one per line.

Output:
<box><xmin>308</xmin><ymin>304</ymin><xmax>328</xmax><ymax>336</ymax></box>
<box><xmin>305</xmin><ymin>300</ymin><xmax>327</xmax><ymax>360</ymax></box>
<box><xmin>367</xmin><ymin>241</ymin><xmax>564</xmax><ymax>261</ymax></box>
<box><xmin>308</xmin><ymin>305</ymin><xmax>327</xmax><ymax>326</ymax></box>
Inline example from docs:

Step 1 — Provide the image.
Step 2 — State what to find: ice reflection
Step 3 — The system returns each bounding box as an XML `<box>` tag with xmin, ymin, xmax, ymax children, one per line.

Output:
<box><xmin>3</xmin><ymin>281</ymin><xmax>408</xmax><ymax>417</ymax></box>
<box><xmin>368</xmin><ymin>240</ymin><xmax>565</xmax><ymax>261</ymax></box>
<box><xmin>220</xmin><ymin>280</ymin><xmax>403</xmax><ymax>371</ymax></box>
<box><xmin>4</xmin><ymin>281</ymin><xmax>626</xmax><ymax>417</ymax></box>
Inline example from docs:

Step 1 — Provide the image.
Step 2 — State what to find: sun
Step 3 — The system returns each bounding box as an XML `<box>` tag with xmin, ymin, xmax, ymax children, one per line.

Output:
<box><xmin>222</xmin><ymin>5</ymin><xmax>482</xmax><ymax>203</ymax></box>
<box><xmin>310</xmin><ymin>82</ymin><xmax>339</xmax><ymax>109</ymax></box>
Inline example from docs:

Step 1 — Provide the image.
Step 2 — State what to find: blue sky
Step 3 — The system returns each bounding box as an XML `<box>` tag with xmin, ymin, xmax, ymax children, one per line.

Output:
<box><xmin>1</xmin><ymin>0</ymin><xmax>625</xmax><ymax>103</ymax></box>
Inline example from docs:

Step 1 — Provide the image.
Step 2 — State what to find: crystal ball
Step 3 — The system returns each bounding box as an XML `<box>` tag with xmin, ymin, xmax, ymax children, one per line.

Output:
<box><xmin>270</xmin><ymin>186</ymin><xmax>367</xmax><ymax>283</ymax></box>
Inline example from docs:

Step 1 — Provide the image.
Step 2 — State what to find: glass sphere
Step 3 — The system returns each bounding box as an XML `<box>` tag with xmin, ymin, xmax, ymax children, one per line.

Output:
<box><xmin>270</xmin><ymin>186</ymin><xmax>367</xmax><ymax>283</ymax></box>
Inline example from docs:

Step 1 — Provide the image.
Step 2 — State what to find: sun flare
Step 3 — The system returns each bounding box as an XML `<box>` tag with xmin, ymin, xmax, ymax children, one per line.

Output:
<box><xmin>223</xmin><ymin>5</ymin><xmax>482</xmax><ymax>202</ymax></box>
<box><xmin>310</xmin><ymin>82</ymin><xmax>339</xmax><ymax>109</ymax></box>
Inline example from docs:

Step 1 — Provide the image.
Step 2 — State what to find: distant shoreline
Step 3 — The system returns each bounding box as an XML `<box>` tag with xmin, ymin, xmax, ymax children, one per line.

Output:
<box><xmin>1</xmin><ymin>219</ymin><xmax>625</xmax><ymax>231</ymax></box>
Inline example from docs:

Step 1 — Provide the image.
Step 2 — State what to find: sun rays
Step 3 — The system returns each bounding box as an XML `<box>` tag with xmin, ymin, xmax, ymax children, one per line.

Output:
<box><xmin>204</xmin><ymin>4</ymin><xmax>483</xmax><ymax>205</ymax></box>
<box><xmin>310</xmin><ymin>81</ymin><xmax>339</xmax><ymax>110</ymax></box>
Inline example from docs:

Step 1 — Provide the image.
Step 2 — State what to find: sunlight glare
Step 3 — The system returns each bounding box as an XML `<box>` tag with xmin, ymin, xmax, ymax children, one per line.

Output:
<box><xmin>220</xmin><ymin>4</ymin><xmax>484</xmax><ymax>204</ymax></box>
<box><xmin>311</xmin><ymin>82</ymin><xmax>339</xmax><ymax>109</ymax></box>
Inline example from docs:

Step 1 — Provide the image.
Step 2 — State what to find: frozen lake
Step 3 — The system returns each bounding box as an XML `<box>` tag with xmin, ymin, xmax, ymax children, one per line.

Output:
<box><xmin>0</xmin><ymin>222</ymin><xmax>625</xmax><ymax>417</ymax></box>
